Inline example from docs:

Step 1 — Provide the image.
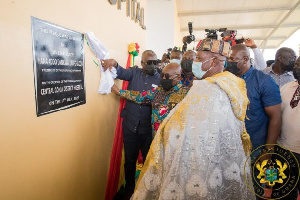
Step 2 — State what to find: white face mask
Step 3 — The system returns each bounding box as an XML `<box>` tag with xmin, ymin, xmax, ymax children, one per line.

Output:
<box><xmin>170</xmin><ymin>59</ymin><xmax>181</xmax><ymax>65</ymax></box>
<box><xmin>192</xmin><ymin>58</ymin><xmax>213</xmax><ymax>79</ymax></box>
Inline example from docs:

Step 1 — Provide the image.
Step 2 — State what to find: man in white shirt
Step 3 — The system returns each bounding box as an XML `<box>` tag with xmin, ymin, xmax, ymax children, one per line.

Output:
<box><xmin>277</xmin><ymin>56</ymin><xmax>300</xmax><ymax>199</ymax></box>
<box><xmin>244</xmin><ymin>38</ymin><xmax>267</xmax><ymax>70</ymax></box>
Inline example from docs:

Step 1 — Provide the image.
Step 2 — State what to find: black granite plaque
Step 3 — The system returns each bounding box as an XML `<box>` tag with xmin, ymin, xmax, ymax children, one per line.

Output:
<box><xmin>31</xmin><ymin>17</ymin><xmax>85</xmax><ymax>116</ymax></box>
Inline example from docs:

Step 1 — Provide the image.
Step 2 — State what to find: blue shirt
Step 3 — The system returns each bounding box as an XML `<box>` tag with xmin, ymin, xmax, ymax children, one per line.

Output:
<box><xmin>116</xmin><ymin>65</ymin><xmax>161</xmax><ymax>133</ymax></box>
<box><xmin>241</xmin><ymin>67</ymin><xmax>281</xmax><ymax>149</ymax></box>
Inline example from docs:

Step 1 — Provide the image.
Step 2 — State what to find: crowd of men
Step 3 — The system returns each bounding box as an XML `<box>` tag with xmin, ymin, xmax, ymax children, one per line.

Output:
<box><xmin>101</xmin><ymin>38</ymin><xmax>300</xmax><ymax>200</ymax></box>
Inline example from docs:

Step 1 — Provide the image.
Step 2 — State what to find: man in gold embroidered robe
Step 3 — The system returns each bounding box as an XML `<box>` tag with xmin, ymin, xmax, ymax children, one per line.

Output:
<box><xmin>131</xmin><ymin>39</ymin><xmax>255</xmax><ymax>200</ymax></box>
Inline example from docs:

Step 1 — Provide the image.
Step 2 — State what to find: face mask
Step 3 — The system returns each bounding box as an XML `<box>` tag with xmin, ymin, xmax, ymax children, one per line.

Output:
<box><xmin>284</xmin><ymin>60</ymin><xmax>295</xmax><ymax>72</ymax></box>
<box><xmin>163</xmin><ymin>62</ymin><xmax>169</xmax><ymax>67</ymax></box>
<box><xmin>226</xmin><ymin>61</ymin><xmax>240</xmax><ymax>76</ymax></box>
<box><xmin>293</xmin><ymin>68</ymin><xmax>300</xmax><ymax>80</ymax></box>
<box><xmin>160</xmin><ymin>79</ymin><xmax>174</xmax><ymax>91</ymax></box>
<box><xmin>170</xmin><ymin>59</ymin><xmax>181</xmax><ymax>65</ymax></box>
<box><xmin>181</xmin><ymin>59</ymin><xmax>193</xmax><ymax>73</ymax></box>
<box><xmin>144</xmin><ymin>64</ymin><xmax>157</xmax><ymax>75</ymax></box>
<box><xmin>192</xmin><ymin>58</ymin><xmax>213</xmax><ymax>79</ymax></box>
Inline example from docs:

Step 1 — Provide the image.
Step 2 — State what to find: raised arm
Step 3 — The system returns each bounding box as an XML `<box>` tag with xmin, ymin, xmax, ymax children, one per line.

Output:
<box><xmin>244</xmin><ymin>38</ymin><xmax>266</xmax><ymax>70</ymax></box>
<box><xmin>252</xmin><ymin>47</ymin><xmax>267</xmax><ymax>70</ymax></box>
<box><xmin>101</xmin><ymin>59</ymin><xmax>133</xmax><ymax>81</ymax></box>
<box><xmin>111</xmin><ymin>84</ymin><xmax>154</xmax><ymax>105</ymax></box>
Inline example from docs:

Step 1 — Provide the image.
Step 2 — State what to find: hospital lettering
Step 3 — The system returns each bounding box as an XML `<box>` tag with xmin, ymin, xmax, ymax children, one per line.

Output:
<box><xmin>108</xmin><ymin>0</ymin><xmax>146</xmax><ymax>29</ymax></box>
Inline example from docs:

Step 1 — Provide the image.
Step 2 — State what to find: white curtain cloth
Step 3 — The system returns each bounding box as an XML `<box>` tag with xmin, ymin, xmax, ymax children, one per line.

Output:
<box><xmin>85</xmin><ymin>32</ymin><xmax>117</xmax><ymax>94</ymax></box>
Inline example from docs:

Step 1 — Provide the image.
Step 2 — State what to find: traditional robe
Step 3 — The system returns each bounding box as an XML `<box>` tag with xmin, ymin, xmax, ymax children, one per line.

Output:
<box><xmin>131</xmin><ymin>72</ymin><xmax>255</xmax><ymax>200</ymax></box>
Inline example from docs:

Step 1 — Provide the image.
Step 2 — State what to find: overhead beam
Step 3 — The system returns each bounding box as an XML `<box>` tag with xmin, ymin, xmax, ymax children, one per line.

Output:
<box><xmin>178</xmin><ymin>7</ymin><xmax>292</xmax><ymax>17</ymax></box>
<box><xmin>194</xmin><ymin>36</ymin><xmax>287</xmax><ymax>42</ymax></box>
<box><xmin>261</xmin><ymin>0</ymin><xmax>300</xmax><ymax>52</ymax></box>
<box><xmin>181</xmin><ymin>23</ymin><xmax>300</xmax><ymax>32</ymax></box>
<box><xmin>190</xmin><ymin>43</ymin><xmax>278</xmax><ymax>49</ymax></box>
<box><xmin>264</xmin><ymin>46</ymin><xmax>278</xmax><ymax>49</ymax></box>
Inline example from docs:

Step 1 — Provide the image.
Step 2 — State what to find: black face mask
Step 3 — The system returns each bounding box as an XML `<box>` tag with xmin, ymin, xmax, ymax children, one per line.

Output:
<box><xmin>144</xmin><ymin>64</ymin><xmax>157</xmax><ymax>75</ymax></box>
<box><xmin>160</xmin><ymin>79</ymin><xmax>174</xmax><ymax>91</ymax></box>
<box><xmin>284</xmin><ymin>60</ymin><xmax>295</xmax><ymax>72</ymax></box>
<box><xmin>181</xmin><ymin>59</ymin><xmax>193</xmax><ymax>73</ymax></box>
<box><xmin>226</xmin><ymin>61</ymin><xmax>240</xmax><ymax>76</ymax></box>
<box><xmin>293</xmin><ymin>68</ymin><xmax>300</xmax><ymax>80</ymax></box>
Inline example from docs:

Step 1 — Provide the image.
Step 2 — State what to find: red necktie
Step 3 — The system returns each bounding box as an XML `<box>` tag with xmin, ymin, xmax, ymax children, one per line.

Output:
<box><xmin>290</xmin><ymin>85</ymin><xmax>300</xmax><ymax>109</ymax></box>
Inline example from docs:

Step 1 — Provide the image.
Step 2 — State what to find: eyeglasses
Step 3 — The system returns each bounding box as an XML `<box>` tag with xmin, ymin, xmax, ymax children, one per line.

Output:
<box><xmin>161</xmin><ymin>73</ymin><xmax>181</xmax><ymax>79</ymax></box>
<box><xmin>143</xmin><ymin>59</ymin><xmax>161</xmax><ymax>65</ymax></box>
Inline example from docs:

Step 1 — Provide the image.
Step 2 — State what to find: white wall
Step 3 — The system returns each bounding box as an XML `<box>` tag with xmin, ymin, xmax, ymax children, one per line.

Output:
<box><xmin>146</xmin><ymin>0</ymin><xmax>181</xmax><ymax>59</ymax></box>
<box><xmin>0</xmin><ymin>0</ymin><xmax>146</xmax><ymax>199</ymax></box>
<box><xmin>174</xmin><ymin>1</ymin><xmax>183</xmax><ymax>48</ymax></box>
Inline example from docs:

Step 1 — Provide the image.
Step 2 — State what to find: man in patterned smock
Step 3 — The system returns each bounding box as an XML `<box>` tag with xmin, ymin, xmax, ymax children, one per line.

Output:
<box><xmin>112</xmin><ymin>63</ymin><xmax>190</xmax><ymax>137</ymax></box>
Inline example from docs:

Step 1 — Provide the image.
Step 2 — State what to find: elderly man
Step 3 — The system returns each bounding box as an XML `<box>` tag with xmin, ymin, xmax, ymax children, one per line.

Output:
<box><xmin>102</xmin><ymin>50</ymin><xmax>160</xmax><ymax>199</ymax></box>
<box><xmin>192</xmin><ymin>46</ymin><xmax>227</xmax><ymax>80</ymax></box>
<box><xmin>131</xmin><ymin>39</ymin><xmax>255</xmax><ymax>199</ymax></box>
<box><xmin>263</xmin><ymin>47</ymin><xmax>296</xmax><ymax>87</ymax></box>
<box><xmin>112</xmin><ymin>63</ymin><xmax>189</xmax><ymax>137</ymax></box>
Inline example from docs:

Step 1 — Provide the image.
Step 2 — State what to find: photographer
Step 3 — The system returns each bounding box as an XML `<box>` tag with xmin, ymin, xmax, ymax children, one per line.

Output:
<box><xmin>182</xmin><ymin>22</ymin><xmax>195</xmax><ymax>53</ymax></box>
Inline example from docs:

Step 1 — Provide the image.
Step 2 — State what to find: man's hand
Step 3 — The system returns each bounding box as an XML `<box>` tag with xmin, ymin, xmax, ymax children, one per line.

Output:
<box><xmin>244</xmin><ymin>38</ymin><xmax>257</xmax><ymax>49</ymax></box>
<box><xmin>161</xmin><ymin>53</ymin><xmax>170</xmax><ymax>64</ymax></box>
<box><xmin>258</xmin><ymin>150</ymin><xmax>272</xmax><ymax>163</ymax></box>
<box><xmin>182</xmin><ymin>36</ymin><xmax>187</xmax><ymax>44</ymax></box>
<box><xmin>111</xmin><ymin>84</ymin><xmax>120</xmax><ymax>94</ymax></box>
<box><xmin>101</xmin><ymin>59</ymin><xmax>118</xmax><ymax>71</ymax></box>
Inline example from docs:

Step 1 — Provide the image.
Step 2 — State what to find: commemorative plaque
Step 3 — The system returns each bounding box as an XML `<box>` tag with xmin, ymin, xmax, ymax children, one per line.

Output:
<box><xmin>31</xmin><ymin>17</ymin><xmax>85</xmax><ymax>116</ymax></box>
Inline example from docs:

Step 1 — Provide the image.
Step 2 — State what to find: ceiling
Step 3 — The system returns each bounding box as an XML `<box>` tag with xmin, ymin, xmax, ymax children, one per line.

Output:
<box><xmin>177</xmin><ymin>0</ymin><xmax>300</xmax><ymax>51</ymax></box>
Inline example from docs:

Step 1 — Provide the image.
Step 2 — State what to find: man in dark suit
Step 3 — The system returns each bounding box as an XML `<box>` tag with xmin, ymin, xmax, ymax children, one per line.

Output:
<box><xmin>102</xmin><ymin>50</ymin><xmax>161</xmax><ymax>199</ymax></box>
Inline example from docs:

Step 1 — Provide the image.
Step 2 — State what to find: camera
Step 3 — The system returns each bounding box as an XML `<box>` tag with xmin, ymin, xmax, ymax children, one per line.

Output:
<box><xmin>166</xmin><ymin>47</ymin><xmax>178</xmax><ymax>59</ymax></box>
<box><xmin>182</xmin><ymin>22</ymin><xmax>195</xmax><ymax>52</ymax></box>
<box><xmin>203</xmin><ymin>28</ymin><xmax>245</xmax><ymax>46</ymax></box>
<box><xmin>205</xmin><ymin>28</ymin><xmax>226</xmax><ymax>40</ymax></box>
<box><xmin>205</xmin><ymin>29</ymin><xmax>217</xmax><ymax>40</ymax></box>
<box><xmin>186</xmin><ymin>22</ymin><xmax>195</xmax><ymax>44</ymax></box>
<box><xmin>220</xmin><ymin>29</ymin><xmax>244</xmax><ymax>46</ymax></box>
